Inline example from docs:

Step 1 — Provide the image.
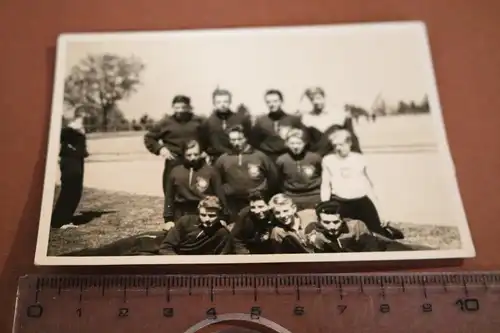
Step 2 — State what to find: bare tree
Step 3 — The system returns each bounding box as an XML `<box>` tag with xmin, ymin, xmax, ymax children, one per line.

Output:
<box><xmin>64</xmin><ymin>53</ymin><xmax>145</xmax><ymax>132</ymax></box>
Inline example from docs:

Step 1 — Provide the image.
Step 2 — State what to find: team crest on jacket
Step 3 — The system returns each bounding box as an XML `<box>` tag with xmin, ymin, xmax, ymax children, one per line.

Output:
<box><xmin>195</xmin><ymin>177</ymin><xmax>209</xmax><ymax>192</ymax></box>
<box><xmin>301</xmin><ymin>165</ymin><xmax>315</xmax><ymax>178</ymax></box>
<box><xmin>247</xmin><ymin>163</ymin><xmax>261</xmax><ymax>179</ymax></box>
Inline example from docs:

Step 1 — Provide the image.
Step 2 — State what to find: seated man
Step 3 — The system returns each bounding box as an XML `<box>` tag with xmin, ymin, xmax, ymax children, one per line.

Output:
<box><xmin>276</xmin><ymin>128</ymin><xmax>322</xmax><ymax>210</ymax></box>
<box><xmin>320</xmin><ymin>129</ymin><xmax>404</xmax><ymax>240</ymax></box>
<box><xmin>158</xmin><ymin>196</ymin><xmax>231</xmax><ymax>255</ymax></box>
<box><xmin>268</xmin><ymin>193</ymin><xmax>316</xmax><ymax>254</ymax></box>
<box><xmin>164</xmin><ymin>139</ymin><xmax>226</xmax><ymax>228</ymax></box>
<box><xmin>223</xmin><ymin>191</ymin><xmax>276</xmax><ymax>255</ymax></box>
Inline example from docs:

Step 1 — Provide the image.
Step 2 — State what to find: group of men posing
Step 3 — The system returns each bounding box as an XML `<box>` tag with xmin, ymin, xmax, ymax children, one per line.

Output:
<box><xmin>137</xmin><ymin>87</ymin><xmax>411</xmax><ymax>255</ymax></box>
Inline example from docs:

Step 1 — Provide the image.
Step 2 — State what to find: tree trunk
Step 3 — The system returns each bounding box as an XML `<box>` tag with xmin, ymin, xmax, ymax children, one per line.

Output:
<box><xmin>102</xmin><ymin>104</ymin><xmax>112</xmax><ymax>132</ymax></box>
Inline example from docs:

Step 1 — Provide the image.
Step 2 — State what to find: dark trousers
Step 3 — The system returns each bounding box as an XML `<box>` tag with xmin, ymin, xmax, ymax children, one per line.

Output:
<box><xmin>266</xmin><ymin>152</ymin><xmax>282</xmax><ymax>163</ymax></box>
<box><xmin>51</xmin><ymin>157</ymin><xmax>84</xmax><ymax>228</ymax></box>
<box><xmin>162</xmin><ymin>158</ymin><xmax>182</xmax><ymax>220</ymax></box>
<box><xmin>289</xmin><ymin>193</ymin><xmax>321</xmax><ymax>211</ymax></box>
<box><xmin>331</xmin><ymin>195</ymin><xmax>385</xmax><ymax>234</ymax></box>
<box><xmin>62</xmin><ymin>231</ymin><xmax>168</xmax><ymax>256</ymax></box>
<box><xmin>226</xmin><ymin>196</ymin><xmax>249</xmax><ymax>223</ymax></box>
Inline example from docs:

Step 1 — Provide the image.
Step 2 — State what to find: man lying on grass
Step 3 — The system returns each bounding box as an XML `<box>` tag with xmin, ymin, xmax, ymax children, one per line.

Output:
<box><xmin>305</xmin><ymin>200</ymin><xmax>435</xmax><ymax>253</ymax></box>
<box><xmin>61</xmin><ymin>196</ymin><xmax>433</xmax><ymax>257</ymax></box>
<box><xmin>222</xmin><ymin>190</ymin><xmax>276</xmax><ymax>255</ymax></box>
<box><xmin>158</xmin><ymin>196</ymin><xmax>231</xmax><ymax>255</ymax></box>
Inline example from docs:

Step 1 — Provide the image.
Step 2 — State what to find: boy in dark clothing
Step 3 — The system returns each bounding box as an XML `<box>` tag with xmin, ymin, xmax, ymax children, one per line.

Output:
<box><xmin>164</xmin><ymin>140</ymin><xmax>226</xmax><ymax>226</ymax></box>
<box><xmin>222</xmin><ymin>191</ymin><xmax>276</xmax><ymax>254</ymax></box>
<box><xmin>51</xmin><ymin>106</ymin><xmax>89</xmax><ymax>229</ymax></box>
<box><xmin>159</xmin><ymin>196</ymin><xmax>231</xmax><ymax>255</ymax></box>
<box><xmin>251</xmin><ymin>89</ymin><xmax>306</xmax><ymax>161</ymax></box>
<box><xmin>143</xmin><ymin>95</ymin><xmax>206</xmax><ymax>223</ymax></box>
<box><xmin>215</xmin><ymin>125</ymin><xmax>278</xmax><ymax>221</ymax></box>
<box><xmin>199</xmin><ymin>89</ymin><xmax>253</xmax><ymax>163</ymax></box>
<box><xmin>276</xmin><ymin>128</ymin><xmax>322</xmax><ymax>210</ymax></box>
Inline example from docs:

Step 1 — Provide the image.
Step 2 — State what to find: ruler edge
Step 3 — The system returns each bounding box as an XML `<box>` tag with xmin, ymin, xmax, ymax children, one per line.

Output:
<box><xmin>16</xmin><ymin>271</ymin><xmax>500</xmax><ymax>290</ymax></box>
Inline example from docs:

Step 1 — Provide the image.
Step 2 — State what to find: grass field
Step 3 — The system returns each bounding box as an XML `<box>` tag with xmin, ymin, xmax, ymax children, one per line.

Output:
<box><xmin>47</xmin><ymin>186</ymin><xmax>462</xmax><ymax>256</ymax></box>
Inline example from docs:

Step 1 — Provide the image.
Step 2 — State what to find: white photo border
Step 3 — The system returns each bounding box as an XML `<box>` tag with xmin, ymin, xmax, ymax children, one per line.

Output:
<box><xmin>34</xmin><ymin>21</ymin><xmax>476</xmax><ymax>266</ymax></box>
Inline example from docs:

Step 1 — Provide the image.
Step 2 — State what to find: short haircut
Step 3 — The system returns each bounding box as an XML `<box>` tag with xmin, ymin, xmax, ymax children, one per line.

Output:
<box><xmin>226</xmin><ymin>124</ymin><xmax>245</xmax><ymax>136</ymax></box>
<box><xmin>180</xmin><ymin>139</ymin><xmax>200</xmax><ymax>155</ymax></box>
<box><xmin>74</xmin><ymin>105</ymin><xmax>88</xmax><ymax>118</ymax></box>
<box><xmin>198</xmin><ymin>196</ymin><xmax>223</xmax><ymax>212</ymax></box>
<box><xmin>304</xmin><ymin>87</ymin><xmax>325</xmax><ymax>100</ymax></box>
<box><xmin>268</xmin><ymin>193</ymin><xmax>295</xmax><ymax>210</ymax></box>
<box><xmin>212</xmin><ymin>88</ymin><xmax>232</xmax><ymax>100</ymax></box>
<box><xmin>248</xmin><ymin>190</ymin><xmax>267</xmax><ymax>203</ymax></box>
<box><xmin>285</xmin><ymin>128</ymin><xmax>306</xmax><ymax>142</ymax></box>
<box><xmin>315</xmin><ymin>200</ymin><xmax>342</xmax><ymax>217</ymax></box>
<box><xmin>329</xmin><ymin>129</ymin><xmax>352</xmax><ymax>145</ymax></box>
<box><xmin>265</xmin><ymin>89</ymin><xmax>284</xmax><ymax>101</ymax></box>
<box><xmin>172</xmin><ymin>95</ymin><xmax>191</xmax><ymax>105</ymax></box>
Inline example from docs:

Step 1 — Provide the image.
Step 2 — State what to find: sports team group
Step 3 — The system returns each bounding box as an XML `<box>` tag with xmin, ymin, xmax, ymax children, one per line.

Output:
<box><xmin>141</xmin><ymin>86</ymin><xmax>425</xmax><ymax>256</ymax></box>
<box><xmin>56</xmin><ymin>87</ymin><xmax>432</xmax><ymax>257</ymax></box>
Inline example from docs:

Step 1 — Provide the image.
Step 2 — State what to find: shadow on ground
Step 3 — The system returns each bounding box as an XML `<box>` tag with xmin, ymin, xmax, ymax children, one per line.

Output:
<box><xmin>72</xmin><ymin>210</ymin><xmax>116</xmax><ymax>226</ymax></box>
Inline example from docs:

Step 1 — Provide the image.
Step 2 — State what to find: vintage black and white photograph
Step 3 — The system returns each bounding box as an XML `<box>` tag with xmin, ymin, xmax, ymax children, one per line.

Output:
<box><xmin>34</xmin><ymin>22</ymin><xmax>475</xmax><ymax>265</ymax></box>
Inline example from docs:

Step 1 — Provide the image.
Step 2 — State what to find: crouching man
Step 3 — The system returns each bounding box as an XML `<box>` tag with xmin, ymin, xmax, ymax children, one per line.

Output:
<box><xmin>164</xmin><ymin>139</ymin><xmax>226</xmax><ymax>229</ymax></box>
<box><xmin>158</xmin><ymin>196</ymin><xmax>231</xmax><ymax>255</ymax></box>
<box><xmin>304</xmin><ymin>201</ymin><xmax>385</xmax><ymax>253</ymax></box>
<box><xmin>223</xmin><ymin>191</ymin><xmax>275</xmax><ymax>254</ymax></box>
<box><xmin>268</xmin><ymin>193</ymin><xmax>316</xmax><ymax>253</ymax></box>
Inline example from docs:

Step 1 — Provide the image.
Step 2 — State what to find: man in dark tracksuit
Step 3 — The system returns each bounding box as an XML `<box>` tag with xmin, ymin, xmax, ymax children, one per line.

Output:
<box><xmin>276</xmin><ymin>128</ymin><xmax>322</xmax><ymax>210</ymax></box>
<box><xmin>51</xmin><ymin>106</ymin><xmax>89</xmax><ymax>229</ymax></box>
<box><xmin>304</xmin><ymin>201</ymin><xmax>433</xmax><ymax>253</ymax></box>
<box><xmin>214</xmin><ymin>125</ymin><xmax>278</xmax><ymax>221</ymax></box>
<box><xmin>159</xmin><ymin>196</ymin><xmax>231</xmax><ymax>255</ymax></box>
<box><xmin>222</xmin><ymin>191</ymin><xmax>275</xmax><ymax>254</ymax></box>
<box><xmin>164</xmin><ymin>140</ymin><xmax>226</xmax><ymax>224</ymax></box>
<box><xmin>143</xmin><ymin>95</ymin><xmax>205</xmax><ymax>223</ymax></box>
<box><xmin>200</xmin><ymin>89</ymin><xmax>253</xmax><ymax>163</ymax></box>
<box><xmin>251</xmin><ymin>89</ymin><xmax>307</xmax><ymax>161</ymax></box>
<box><xmin>304</xmin><ymin>201</ymin><xmax>383</xmax><ymax>253</ymax></box>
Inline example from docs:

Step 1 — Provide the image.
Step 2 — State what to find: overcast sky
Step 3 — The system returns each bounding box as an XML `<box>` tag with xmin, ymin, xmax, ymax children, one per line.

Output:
<box><xmin>62</xmin><ymin>23</ymin><xmax>436</xmax><ymax>120</ymax></box>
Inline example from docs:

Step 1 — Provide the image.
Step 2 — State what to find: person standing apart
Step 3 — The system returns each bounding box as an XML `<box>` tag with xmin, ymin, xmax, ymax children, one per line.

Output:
<box><xmin>251</xmin><ymin>89</ymin><xmax>306</xmax><ymax>162</ymax></box>
<box><xmin>144</xmin><ymin>95</ymin><xmax>205</xmax><ymax>224</ymax></box>
<box><xmin>200</xmin><ymin>88</ymin><xmax>253</xmax><ymax>164</ymax></box>
<box><xmin>51</xmin><ymin>105</ymin><xmax>89</xmax><ymax>229</ymax></box>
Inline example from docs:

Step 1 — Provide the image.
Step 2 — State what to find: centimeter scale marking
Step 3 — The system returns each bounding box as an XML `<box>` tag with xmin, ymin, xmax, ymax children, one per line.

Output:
<box><xmin>13</xmin><ymin>272</ymin><xmax>500</xmax><ymax>333</ymax></box>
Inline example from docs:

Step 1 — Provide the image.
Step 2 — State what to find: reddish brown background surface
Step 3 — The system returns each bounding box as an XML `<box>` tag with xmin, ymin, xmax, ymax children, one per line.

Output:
<box><xmin>1</xmin><ymin>0</ymin><xmax>499</xmax><ymax>331</ymax></box>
